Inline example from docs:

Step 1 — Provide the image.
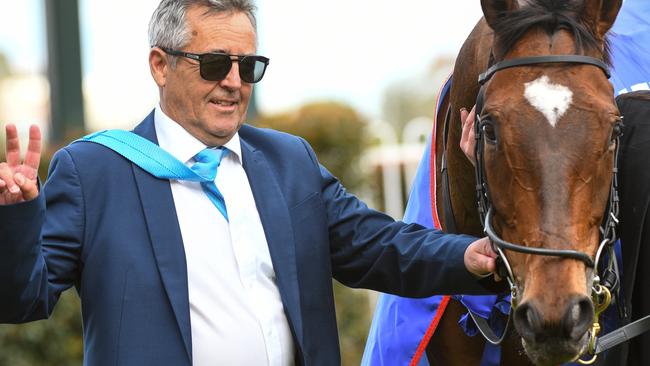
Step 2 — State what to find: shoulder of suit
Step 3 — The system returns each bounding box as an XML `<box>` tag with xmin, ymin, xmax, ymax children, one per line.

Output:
<box><xmin>240</xmin><ymin>123</ymin><xmax>298</xmax><ymax>139</ymax></box>
<box><xmin>57</xmin><ymin>136</ymin><xmax>138</xmax><ymax>169</ymax></box>
<box><xmin>239</xmin><ymin>124</ymin><xmax>319</xmax><ymax>166</ymax></box>
<box><xmin>240</xmin><ymin>124</ymin><xmax>309</xmax><ymax>148</ymax></box>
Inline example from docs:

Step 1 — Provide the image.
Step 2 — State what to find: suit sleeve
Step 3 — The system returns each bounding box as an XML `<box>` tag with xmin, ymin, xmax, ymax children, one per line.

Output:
<box><xmin>0</xmin><ymin>148</ymin><xmax>83</xmax><ymax>322</ymax></box>
<box><xmin>298</xmin><ymin>139</ymin><xmax>500</xmax><ymax>297</ymax></box>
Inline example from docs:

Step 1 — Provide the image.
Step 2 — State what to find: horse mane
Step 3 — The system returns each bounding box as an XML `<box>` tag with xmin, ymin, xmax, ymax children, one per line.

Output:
<box><xmin>490</xmin><ymin>0</ymin><xmax>611</xmax><ymax>64</ymax></box>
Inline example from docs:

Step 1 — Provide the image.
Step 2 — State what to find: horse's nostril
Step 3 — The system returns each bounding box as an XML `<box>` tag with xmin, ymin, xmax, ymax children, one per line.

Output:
<box><xmin>515</xmin><ymin>296</ymin><xmax>595</xmax><ymax>343</ymax></box>
<box><xmin>563</xmin><ymin>296</ymin><xmax>594</xmax><ymax>341</ymax></box>
<box><xmin>514</xmin><ymin>301</ymin><xmax>542</xmax><ymax>342</ymax></box>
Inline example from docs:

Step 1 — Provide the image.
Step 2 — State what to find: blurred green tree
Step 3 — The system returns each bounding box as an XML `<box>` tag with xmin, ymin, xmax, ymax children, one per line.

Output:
<box><xmin>256</xmin><ymin>101</ymin><xmax>370</xmax><ymax>189</ymax></box>
<box><xmin>0</xmin><ymin>291</ymin><xmax>83</xmax><ymax>366</ymax></box>
<box><xmin>255</xmin><ymin>101</ymin><xmax>374</xmax><ymax>365</ymax></box>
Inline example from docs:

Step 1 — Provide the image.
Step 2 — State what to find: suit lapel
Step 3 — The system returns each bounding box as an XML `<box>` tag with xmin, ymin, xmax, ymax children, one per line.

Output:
<box><xmin>240</xmin><ymin>139</ymin><xmax>304</xmax><ymax>342</ymax></box>
<box><xmin>132</xmin><ymin>112</ymin><xmax>193</xmax><ymax>362</ymax></box>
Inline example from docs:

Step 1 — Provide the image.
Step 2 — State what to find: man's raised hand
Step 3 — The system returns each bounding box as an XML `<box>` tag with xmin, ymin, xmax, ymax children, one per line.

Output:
<box><xmin>0</xmin><ymin>124</ymin><xmax>41</xmax><ymax>204</ymax></box>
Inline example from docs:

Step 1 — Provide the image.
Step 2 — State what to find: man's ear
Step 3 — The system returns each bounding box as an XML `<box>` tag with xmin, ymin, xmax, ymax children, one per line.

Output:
<box><xmin>149</xmin><ymin>47</ymin><xmax>169</xmax><ymax>87</ymax></box>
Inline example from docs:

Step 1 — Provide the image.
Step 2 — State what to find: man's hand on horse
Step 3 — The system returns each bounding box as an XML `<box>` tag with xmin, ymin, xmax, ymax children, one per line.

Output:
<box><xmin>464</xmin><ymin>237</ymin><xmax>499</xmax><ymax>279</ymax></box>
<box><xmin>459</xmin><ymin>105</ymin><xmax>477</xmax><ymax>166</ymax></box>
<box><xmin>0</xmin><ymin>124</ymin><xmax>41</xmax><ymax>205</ymax></box>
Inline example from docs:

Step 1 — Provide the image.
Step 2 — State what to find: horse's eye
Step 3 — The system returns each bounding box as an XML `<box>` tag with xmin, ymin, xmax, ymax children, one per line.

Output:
<box><xmin>481</xmin><ymin>120</ymin><xmax>498</xmax><ymax>144</ymax></box>
<box><xmin>610</xmin><ymin>120</ymin><xmax>624</xmax><ymax>146</ymax></box>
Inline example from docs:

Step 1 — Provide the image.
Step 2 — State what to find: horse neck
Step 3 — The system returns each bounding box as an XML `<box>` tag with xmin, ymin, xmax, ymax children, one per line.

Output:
<box><xmin>437</xmin><ymin>20</ymin><xmax>494</xmax><ymax>236</ymax></box>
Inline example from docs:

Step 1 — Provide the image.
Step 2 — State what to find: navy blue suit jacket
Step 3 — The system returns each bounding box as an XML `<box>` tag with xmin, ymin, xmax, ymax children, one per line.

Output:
<box><xmin>0</xmin><ymin>112</ymin><xmax>495</xmax><ymax>365</ymax></box>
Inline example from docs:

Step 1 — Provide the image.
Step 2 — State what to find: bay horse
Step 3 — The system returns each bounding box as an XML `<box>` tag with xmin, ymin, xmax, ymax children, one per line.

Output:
<box><xmin>427</xmin><ymin>0</ymin><xmax>622</xmax><ymax>365</ymax></box>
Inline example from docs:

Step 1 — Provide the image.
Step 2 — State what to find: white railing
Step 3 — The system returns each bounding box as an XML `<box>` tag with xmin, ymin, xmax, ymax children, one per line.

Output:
<box><xmin>361</xmin><ymin>116</ymin><xmax>432</xmax><ymax>220</ymax></box>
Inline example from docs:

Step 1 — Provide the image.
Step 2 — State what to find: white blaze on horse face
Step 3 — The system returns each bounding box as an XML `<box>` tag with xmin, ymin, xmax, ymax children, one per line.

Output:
<box><xmin>524</xmin><ymin>75</ymin><xmax>574</xmax><ymax>128</ymax></box>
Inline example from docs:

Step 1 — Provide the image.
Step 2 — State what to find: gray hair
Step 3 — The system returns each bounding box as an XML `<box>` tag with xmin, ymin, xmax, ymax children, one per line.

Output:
<box><xmin>148</xmin><ymin>0</ymin><xmax>257</xmax><ymax>64</ymax></box>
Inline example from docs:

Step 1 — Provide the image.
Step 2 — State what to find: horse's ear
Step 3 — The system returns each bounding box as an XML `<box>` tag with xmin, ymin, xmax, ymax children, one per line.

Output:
<box><xmin>481</xmin><ymin>0</ymin><xmax>519</xmax><ymax>30</ymax></box>
<box><xmin>582</xmin><ymin>0</ymin><xmax>623</xmax><ymax>39</ymax></box>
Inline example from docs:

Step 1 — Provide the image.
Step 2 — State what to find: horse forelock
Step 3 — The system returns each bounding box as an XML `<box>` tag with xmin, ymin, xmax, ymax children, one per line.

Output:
<box><xmin>490</xmin><ymin>0</ymin><xmax>611</xmax><ymax>65</ymax></box>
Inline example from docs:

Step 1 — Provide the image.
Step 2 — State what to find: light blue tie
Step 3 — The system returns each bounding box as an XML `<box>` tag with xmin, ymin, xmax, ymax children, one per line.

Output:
<box><xmin>192</xmin><ymin>148</ymin><xmax>229</xmax><ymax>221</ymax></box>
<box><xmin>77</xmin><ymin>130</ymin><xmax>230</xmax><ymax>221</ymax></box>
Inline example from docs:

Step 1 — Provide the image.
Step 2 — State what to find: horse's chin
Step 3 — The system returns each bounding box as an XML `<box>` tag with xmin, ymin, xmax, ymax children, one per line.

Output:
<box><xmin>521</xmin><ymin>332</ymin><xmax>589</xmax><ymax>366</ymax></box>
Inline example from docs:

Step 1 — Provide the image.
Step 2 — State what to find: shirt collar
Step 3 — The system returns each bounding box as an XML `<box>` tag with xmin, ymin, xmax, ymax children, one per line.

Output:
<box><xmin>154</xmin><ymin>104</ymin><xmax>243</xmax><ymax>164</ymax></box>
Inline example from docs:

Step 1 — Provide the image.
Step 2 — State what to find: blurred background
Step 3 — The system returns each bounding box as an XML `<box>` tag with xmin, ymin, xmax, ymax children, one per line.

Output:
<box><xmin>0</xmin><ymin>0</ymin><xmax>483</xmax><ymax>364</ymax></box>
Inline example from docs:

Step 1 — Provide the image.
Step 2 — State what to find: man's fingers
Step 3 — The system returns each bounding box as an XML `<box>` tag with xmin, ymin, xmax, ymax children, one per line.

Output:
<box><xmin>481</xmin><ymin>238</ymin><xmax>498</xmax><ymax>258</ymax></box>
<box><xmin>465</xmin><ymin>237</ymin><xmax>498</xmax><ymax>277</ymax></box>
<box><xmin>459</xmin><ymin>105</ymin><xmax>478</xmax><ymax>167</ymax></box>
<box><xmin>473</xmin><ymin>255</ymin><xmax>496</xmax><ymax>276</ymax></box>
<box><xmin>15</xmin><ymin>172</ymin><xmax>39</xmax><ymax>201</ymax></box>
<box><xmin>24</xmin><ymin>125</ymin><xmax>42</xmax><ymax>172</ymax></box>
<box><xmin>478</xmin><ymin>258</ymin><xmax>496</xmax><ymax>275</ymax></box>
<box><xmin>0</xmin><ymin>164</ymin><xmax>20</xmax><ymax>194</ymax></box>
<box><xmin>468</xmin><ymin>105</ymin><xmax>477</xmax><ymax>119</ymax></box>
<box><xmin>478</xmin><ymin>239</ymin><xmax>503</xmax><ymax>281</ymax></box>
<box><xmin>5</xmin><ymin>124</ymin><xmax>21</xmax><ymax>167</ymax></box>
<box><xmin>460</xmin><ymin>108</ymin><xmax>471</xmax><ymax>145</ymax></box>
<box><xmin>0</xmin><ymin>125</ymin><xmax>40</xmax><ymax>204</ymax></box>
<box><xmin>475</xmin><ymin>237</ymin><xmax>497</xmax><ymax>258</ymax></box>
<box><xmin>461</xmin><ymin>106</ymin><xmax>476</xmax><ymax>136</ymax></box>
<box><xmin>460</xmin><ymin>108</ymin><xmax>469</xmax><ymax>126</ymax></box>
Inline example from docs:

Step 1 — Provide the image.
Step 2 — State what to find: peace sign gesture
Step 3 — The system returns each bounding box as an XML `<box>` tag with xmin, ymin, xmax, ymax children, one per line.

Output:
<box><xmin>0</xmin><ymin>124</ymin><xmax>41</xmax><ymax>204</ymax></box>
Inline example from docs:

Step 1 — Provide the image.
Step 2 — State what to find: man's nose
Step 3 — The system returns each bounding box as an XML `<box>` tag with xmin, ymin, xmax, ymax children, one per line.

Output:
<box><xmin>220</xmin><ymin>61</ymin><xmax>242</xmax><ymax>89</ymax></box>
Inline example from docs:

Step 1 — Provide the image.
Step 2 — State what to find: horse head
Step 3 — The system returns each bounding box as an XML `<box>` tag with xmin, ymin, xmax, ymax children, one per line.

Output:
<box><xmin>476</xmin><ymin>0</ymin><xmax>622</xmax><ymax>364</ymax></box>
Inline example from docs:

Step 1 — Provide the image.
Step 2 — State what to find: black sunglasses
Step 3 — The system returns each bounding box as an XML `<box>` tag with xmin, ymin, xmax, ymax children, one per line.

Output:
<box><xmin>160</xmin><ymin>47</ymin><xmax>269</xmax><ymax>83</ymax></box>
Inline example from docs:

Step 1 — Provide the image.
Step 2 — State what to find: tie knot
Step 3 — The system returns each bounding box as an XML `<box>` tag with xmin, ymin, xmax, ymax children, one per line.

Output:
<box><xmin>192</xmin><ymin>147</ymin><xmax>228</xmax><ymax>181</ymax></box>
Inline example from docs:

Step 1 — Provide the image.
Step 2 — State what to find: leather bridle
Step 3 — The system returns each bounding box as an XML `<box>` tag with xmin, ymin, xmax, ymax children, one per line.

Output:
<box><xmin>471</xmin><ymin>54</ymin><xmax>623</xmax><ymax>363</ymax></box>
<box><xmin>473</xmin><ymin>54</ymin><xmax>619</xmax><ymax>285</ymax></box>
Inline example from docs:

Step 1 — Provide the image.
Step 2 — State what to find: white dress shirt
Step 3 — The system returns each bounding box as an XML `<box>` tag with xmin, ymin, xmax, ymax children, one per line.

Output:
<box><xmin>154</xmin><ymin>105</ymin><xmax>294</xmax><ymax>366</ymax></box>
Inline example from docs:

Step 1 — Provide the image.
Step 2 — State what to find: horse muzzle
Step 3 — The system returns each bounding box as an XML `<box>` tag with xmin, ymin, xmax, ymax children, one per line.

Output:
<box><xmin>514</xmin><ymin>294</ymin><xmax>594</xmax><ymax>365</ymax></box>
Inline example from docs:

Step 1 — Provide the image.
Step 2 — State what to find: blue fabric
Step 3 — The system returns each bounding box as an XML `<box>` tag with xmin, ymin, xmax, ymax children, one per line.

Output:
<box><xmin>609</xmin><ymin>0</ymin><xmax>650</xmax><ymax>96</ymax></box>
<box><xmin>456</xmin><ymin>293</ymin><xmax>510</xmax><ymax>339</ymax></box>
<box><xmin>481</xmin><ymin>342</ymin><xmax>501</xmax><ymax>366</ymax></box>
<box><xmin>0</xmin><ymin>111</ymin><xmax>492</xmax><ymax>365</ymax></box>
<box><xmin>362</xmin><ymin>141</ymin><xmax>439</xmax><ymax>366</ymax></box>
<box><xmin>80</xmin><ymin>130</ymin><xmax>230</xmax><ymax>221</ymax></box>
<box><xmin>361</xmin><ymin>287</ymin><xmax>445</xmax><ymax>366</ymax></box>
<box><xmin>192</xmin><ymin>148</ymin><xmax>229</xmax><ymax>221</ymax></box>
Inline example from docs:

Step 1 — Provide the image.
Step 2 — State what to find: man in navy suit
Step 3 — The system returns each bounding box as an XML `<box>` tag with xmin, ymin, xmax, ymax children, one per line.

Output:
<box><xmin>0</xmin><ymin>1</ymin><xmax>501</xmax><ymax>365</ymax></box>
